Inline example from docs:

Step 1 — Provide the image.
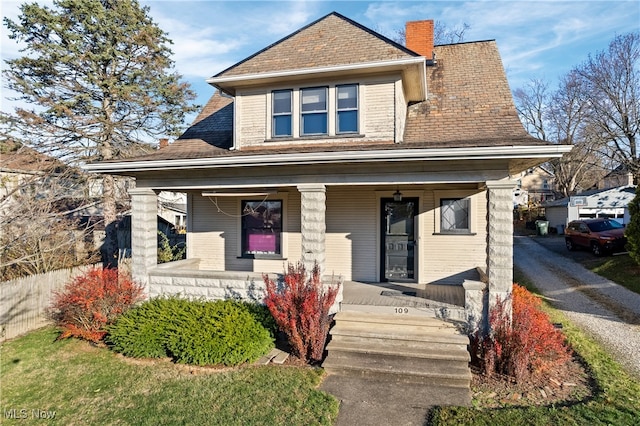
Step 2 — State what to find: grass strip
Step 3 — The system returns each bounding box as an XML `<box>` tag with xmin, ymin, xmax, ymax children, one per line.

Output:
<box><xmin>0</xmin><ymin>328</ymin><xmax>338</xmax><ymax>425</ymax></box>
<box><xmin>587</xmin><ymin>254</ymin><xmax>640</xmax><ymax>295</ymax></box>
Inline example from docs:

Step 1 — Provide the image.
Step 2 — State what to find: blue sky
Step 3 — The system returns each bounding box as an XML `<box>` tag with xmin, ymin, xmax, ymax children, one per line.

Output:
<box><xmin>2</xmin><ymin>0</ymin><xmax>639</xmax><ymax>123</ymax></box>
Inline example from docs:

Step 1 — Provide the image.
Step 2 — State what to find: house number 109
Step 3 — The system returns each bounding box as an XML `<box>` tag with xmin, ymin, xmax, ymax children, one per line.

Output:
<box><xmin>394</xmin><ymin>307</ymin><xmax>409</xmax><ymax>314</ymax></box>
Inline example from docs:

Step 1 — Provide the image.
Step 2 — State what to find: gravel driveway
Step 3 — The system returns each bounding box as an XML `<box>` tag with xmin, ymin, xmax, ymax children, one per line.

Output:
<box><xmin>514</xmin><ymin>235</ymin><xmax>640</xmax><ymax>379</ymax></box>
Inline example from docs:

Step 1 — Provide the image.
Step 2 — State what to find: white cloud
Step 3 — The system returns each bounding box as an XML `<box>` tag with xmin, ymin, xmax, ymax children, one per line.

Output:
<box><xmin>264</xmin><ymin>0</ymin><xmax>317</xmax><ymax>35</ymax></box>
<box><xmin>143</xmin><ymin>1</ymin><xmax>320</xmax><ymax>78</ymax></box>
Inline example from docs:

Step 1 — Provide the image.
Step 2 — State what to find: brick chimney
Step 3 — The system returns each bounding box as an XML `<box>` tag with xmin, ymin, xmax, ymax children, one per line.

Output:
<box><xmin>159</xmin><ymin>138</ymin><xmax>169</xmax><ymax>149</ymax></box>
<box><xmin>406</xmin><ymin>20</ymin><xmax>434</xmax><ymax>59</ymax></box>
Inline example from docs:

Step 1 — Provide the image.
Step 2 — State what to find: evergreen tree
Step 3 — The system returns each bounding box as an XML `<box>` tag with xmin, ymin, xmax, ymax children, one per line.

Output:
<box><xmin>626</xmin><ymin>186</ymin><xmax>640</xmax><ymax>265</ymax></box>
<box><xmin>3</xmin><ymin>0</ymin><xmax>197</xmax><ymax>266</ymax></box>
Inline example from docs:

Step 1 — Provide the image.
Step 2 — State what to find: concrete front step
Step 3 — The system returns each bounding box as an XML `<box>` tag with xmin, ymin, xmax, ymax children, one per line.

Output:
<box><xmin>322</xmin><ymin>356</ymin><xmax>471</xmax><ymax>388</ymax></box>
<box><xmin>340</xmin><ymin>303</ymin><xmax>467</xmax><ymax>321</ymax></box>
<box><xmin>324</xmin><ymin>349</ymin><xmax>471</xmax><ymax>378</ymax></box>
<box><xmin>334</xmin><ymin>311</ymin><xmax>460</xmax><ymax>327</ymax></box>
<box><xmin>320</xmin><ymin>375</ymin><xmax>472</xmax><ymax>423</ymax></box>
<box><xmin>326</xmin><ymin>338</ymin><xmax>470</xmax><ymax>361</ymax></box>
<box><xmin>323</xmin><ymin>311</ymin><xmax>472</xmax><ymax>392</ymax></box>
<box><xmin>329</xmin><ymin>333</ymin><xmax>469</xmax><ymax>354</ymax></box>
<box><xmin>330</xmin><ymin>322</ymin><xmax>469</xmax><ymax>345</ymax></box>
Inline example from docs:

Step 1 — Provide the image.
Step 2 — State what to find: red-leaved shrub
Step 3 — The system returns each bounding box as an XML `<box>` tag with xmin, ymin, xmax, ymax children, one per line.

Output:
<box><xmin>49</xmin><ymin>267</ymin><xmax>145</xmax><ymax>342</ymax></box>
<box><xmin>263</xmin><ymin>262</ymin><xmax>340</xmax><ymax>363</ymax></box>
<box><xmin>470</xmin><ymin>284</ymin><xmax>571</xmax><ymax>383</ymax></box>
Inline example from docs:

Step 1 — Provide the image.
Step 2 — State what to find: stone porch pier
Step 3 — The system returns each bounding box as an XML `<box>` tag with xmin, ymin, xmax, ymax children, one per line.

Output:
<box><xmin>298</xmin><ymin>184</ymin><xmax>327</xmax><ymax>275</ymax></box>
<box><xmin>129</xmin><ymin>188</ymin><xmax>158</xmax><ymax>288</ymax></box>
<box><xmin>484</xmin><ymin>180</ymin><xmax>517</xmax><ymax>330</ymax></box>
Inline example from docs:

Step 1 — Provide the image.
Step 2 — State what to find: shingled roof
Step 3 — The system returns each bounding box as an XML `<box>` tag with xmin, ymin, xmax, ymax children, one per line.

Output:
<box><xmin>0</xmin><ymin>141</ymin><xmax>68</xmax><ymax>174</ymax></box>
<box><xmin>404</xmin><ymin>40</ymin><xmax>534</xmax><ymax>144</ymax></box>
<box><xmin>116</xmin><ymin>35</ymin><xmax>543</xmax><ymax>164</ymax></box>
<box><xmin>215</xmin><ymin>12</ymin><xmax>417</xmax><ymax>78</ymax></box>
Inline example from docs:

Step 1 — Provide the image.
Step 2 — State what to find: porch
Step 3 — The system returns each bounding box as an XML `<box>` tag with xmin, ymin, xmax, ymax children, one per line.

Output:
<box><xmin>339</xmin><ymin>280</ymin><xmax>467</xmax><ymax>321</ymax></box>
<box><xmin>130</xmin><ymin>179</ymin><xmax>510</xmax><ymax>331</ymax></box>
<box><xmin>145</xmin><ymin>259</ymin><xmax>487</xmax><ymax>328</ymax></box>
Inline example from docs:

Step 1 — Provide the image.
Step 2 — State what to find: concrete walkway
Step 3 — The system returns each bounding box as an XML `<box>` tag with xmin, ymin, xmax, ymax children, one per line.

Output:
<box><xmin>514</xmin><ymin>235</ymin><xmax>640</xmax><ymax>378</ymax></box>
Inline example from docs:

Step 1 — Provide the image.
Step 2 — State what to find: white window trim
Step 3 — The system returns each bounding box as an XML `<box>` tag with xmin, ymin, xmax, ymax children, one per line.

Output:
<box><xmin>266</xmin><ymin>84</ymin><xmax>363</xmax><ymax>140</ymax></box>
<box><xmin>433</xmin><ymin>190</ymin><xmax>477</xmax><ymax>235</ymax></box>
<box><xmin>336</xmin><ymin>83</ymin><xmax>359</xmax><ymax>134</ymax></box>
<box><xmin>300</xmin><ymin>86</ymin><xmax>329</xmax><ymax>136</ymax></box>
<box><xmin>272</xmin><ymin>89</ymin><xmax>293</xmax><ymax>138</ymax></box>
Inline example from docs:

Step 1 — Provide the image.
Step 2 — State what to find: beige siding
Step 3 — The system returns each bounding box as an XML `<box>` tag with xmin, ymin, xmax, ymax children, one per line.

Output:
<box><xmin>189</xmin><ymin>185</ymin><xmax>489</xmax><ymax>284</ymax></box>
<box><xmin>233</xmin><ymin>76</ymin><xmax>401</xmax><ymax>149</ymax></box>
<box><xmin>237</xmin><ymin>91</ymin><xmax>267</xmax><ymax>146</ymax></box>
<box><xmin>363</xmin><ymin>80</ymin><xmax>396</xmax><ymax>140</ymax></box>
<box><xmin>421</xmin><ymin>189</ymin><xmax>488</xmax><ymax>283</ymax></box>
<box><xmin>395</xmin><ymin>79</ymin><xmax>407</xmax><ymax>142</ymax></box>
<box><xmin>190</xmin><ymin>194</ymin><xmax>240</xmax><ymax>270</ymax></box>
<box><xmin>325</xmin><ymin>187</ymin><xmax>378</xmax><ymax>281</ymax></box>
<box><xmin>189</xmin><ymin>191</ymin><xmax>299</xmax><ymax>274</ymax></box>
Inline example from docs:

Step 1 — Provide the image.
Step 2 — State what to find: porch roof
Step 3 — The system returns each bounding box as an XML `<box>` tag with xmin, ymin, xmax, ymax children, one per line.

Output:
<box><xmin>86</xmin><ymin>21</ymin><xmax>572</xmax><ymax>176</ymax></box>
<box><xmin>86</xmin><ymin>144</ymin><xmax>571</xmax><ymax>176</ymax></box>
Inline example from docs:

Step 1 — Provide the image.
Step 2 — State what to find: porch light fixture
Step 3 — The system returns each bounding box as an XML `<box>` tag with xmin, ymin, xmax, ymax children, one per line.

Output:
<box><xmin>393</xmin><ymin>188</ymin><xmax>403</xmax><ymax>202</ymax></box>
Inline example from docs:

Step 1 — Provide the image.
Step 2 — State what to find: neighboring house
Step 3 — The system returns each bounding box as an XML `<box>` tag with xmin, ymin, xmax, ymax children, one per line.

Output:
<box><xmin>87</xmin><ymin>13</ymin><xmax>570</xmax><ymax>329</ymax></box>
<box><xmin>543</xmin><ymin>185</ymin><xmax>637</xmax><ymax>231</ymax></box>
<box><xmin>158</xmin><ymin>191</ymin><xmax>187</xmax><ymax>231</ymax></box>
<box><xmin>598</xmin><ymin>165</ymin><xmax>634</xmax><ymax>190</ymax></box>
<box><xmin>512</xmin><ymin>165</ymin><xmax>556</xmax><ymax>205</ymax></box>
<box><xmin>1</xmin><ymin>141</ymin><xmax>71</xmax><ymax>213</ymax></box>
<box><xmin>114</xmin><ymin>214</ymin><xmax>186</xmax><ymax>260</ymax></box>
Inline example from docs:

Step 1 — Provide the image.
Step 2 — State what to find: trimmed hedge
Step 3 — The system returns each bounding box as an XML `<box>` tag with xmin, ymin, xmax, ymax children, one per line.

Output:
<box><xmin>106</xmin><ymin>297</ymin><xmax>275</xmax><ymax>366</ymax></box>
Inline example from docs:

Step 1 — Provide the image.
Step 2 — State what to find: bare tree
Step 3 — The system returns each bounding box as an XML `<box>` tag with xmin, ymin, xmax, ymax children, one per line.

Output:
<box><xmin>1</xmin><ymin>137</ymin><xmax>100</xmax><ymax>279</ymax></box>
<box><xmin>513</xmin><ymin>76</ymin><xmax>605</xmax><ymax>196</ymax></box>
<box><xmin>513</xmin><ymin>78</ymin><xmax>550</xmax><ymax>141</ymax></box>
<box><xmin>549</xmin><ymin>72</ymin><xmax>608</xmax><ymax>195</ymax></box>
<box><xmin>573</xmin><ymin>32</ymin><xmax>640</xmax><ymax>182</ymax></box>
<box><xmin>434</xmin><ymin>21</ymin><xmax>470</xmax><ymax>45</ymax></box>
<box><xmin>390</xmin><ymin>21</ymin><xmax>470</xmax><ymax>46</ymax></box>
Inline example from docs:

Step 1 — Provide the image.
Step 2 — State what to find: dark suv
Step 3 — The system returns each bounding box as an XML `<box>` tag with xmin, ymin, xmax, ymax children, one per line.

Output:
<box><xmin>565</xmin><ymin>218</ymin><xmax>627</xmax><ymax>256</ymax></box>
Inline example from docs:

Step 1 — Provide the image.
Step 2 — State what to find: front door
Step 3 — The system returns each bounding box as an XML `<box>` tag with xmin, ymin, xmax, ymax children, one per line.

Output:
<box><xmin>381</xmin><ymin>198</ymin><xmax>418</xmax><ymax>281</ymax></box>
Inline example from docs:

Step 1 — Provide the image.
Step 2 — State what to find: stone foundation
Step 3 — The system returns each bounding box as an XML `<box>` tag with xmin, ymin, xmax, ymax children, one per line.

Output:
<box><xmin>147</xmin><ymin>259</ymin><xmax>343</xmax><ymax>312</ymax></box>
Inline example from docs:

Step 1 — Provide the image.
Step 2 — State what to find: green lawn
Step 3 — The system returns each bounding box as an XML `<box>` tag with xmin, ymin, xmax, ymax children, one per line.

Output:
<box><xmin>0</xmin><ymin>328</ymin><xmax>339</xmax><ymax>425</ymax></box>
<box><xmin>429</xmin><ymin>270</ymin><xmax>640</xmax><ymax>426</ymax></box>
<box><xmin>587</xmin><ymin>254</ymin><xmax>640</xmax><ymax>295</ymax></box>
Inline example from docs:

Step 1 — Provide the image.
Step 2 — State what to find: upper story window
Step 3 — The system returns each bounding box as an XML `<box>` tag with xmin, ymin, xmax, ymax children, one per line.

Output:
<box><xmin>301</xmin><ymin>87</ymin><xmax>328</xmax><ymax>135</ymax></box>
<box><xmin>272</xmin><ymin>90</ymin><xmax>292</xmax><ymax>137</ymax></box>
<box><xmin>336</xmin><ymin>84</ymin><xmax>358</xmax><ymax>133</ymax></box>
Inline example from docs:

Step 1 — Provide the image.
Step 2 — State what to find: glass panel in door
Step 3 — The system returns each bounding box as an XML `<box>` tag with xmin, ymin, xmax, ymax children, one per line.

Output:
<box><xmin>381</xmin><ymin>198</ymin><xmax>417</xmax><ymax>281</ymax></box>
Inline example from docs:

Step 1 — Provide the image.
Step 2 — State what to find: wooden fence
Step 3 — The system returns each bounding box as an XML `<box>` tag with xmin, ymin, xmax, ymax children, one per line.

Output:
<box><xmin>0</xmin><ymin>264</ymin><xmax>98</xmax><ymax>342</ymax></box>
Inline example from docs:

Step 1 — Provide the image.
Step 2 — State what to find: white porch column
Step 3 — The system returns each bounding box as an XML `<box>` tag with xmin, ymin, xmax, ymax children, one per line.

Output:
<box><xmin>129</xmin><ymin>188</ymin><xmax>157</xmax><ymax>288</ymax></box>
<box><xmin>486</xmin><ymin>180</ymin><xmax>517</xmax><ymax>311</ymax></box>
<box><xmin>298</xmin><ymin>184</ymin><xmax>326</xmax><ymax>275</ymax></box>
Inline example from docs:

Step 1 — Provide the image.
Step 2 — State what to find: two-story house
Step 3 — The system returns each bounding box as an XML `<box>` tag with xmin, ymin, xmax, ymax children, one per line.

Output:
<box><xmin>513</xmin><ymin>165</ymin><xmax>556</xmax><ymax>205</ymax></box>
<box><xmin>87</xmin><ymin>13</ymin><xmax>571</xmax><ymax>330</ymax></box>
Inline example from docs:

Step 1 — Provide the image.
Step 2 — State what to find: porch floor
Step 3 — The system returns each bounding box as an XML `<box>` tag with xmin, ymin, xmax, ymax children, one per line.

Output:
<box><xmin>340</xmin><ymin>281</ymin><xmax>465</xmax><ymax>320</ymax></box>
